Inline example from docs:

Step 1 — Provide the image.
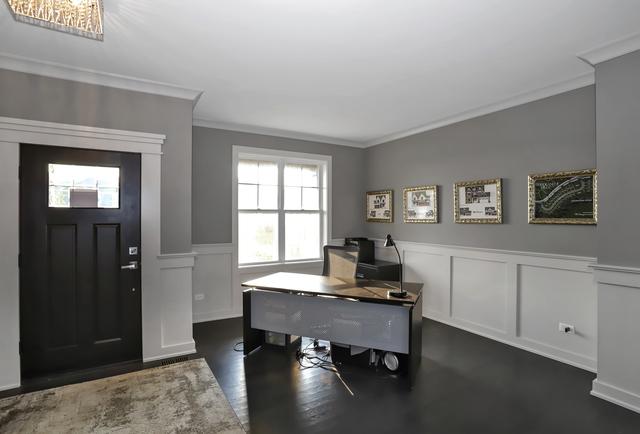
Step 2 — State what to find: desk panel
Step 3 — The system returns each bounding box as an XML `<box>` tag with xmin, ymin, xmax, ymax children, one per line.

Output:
<box><xmin>251</xmin><ymin>289</ymin><xmax>410</xmax><ymax>354</ymax></box>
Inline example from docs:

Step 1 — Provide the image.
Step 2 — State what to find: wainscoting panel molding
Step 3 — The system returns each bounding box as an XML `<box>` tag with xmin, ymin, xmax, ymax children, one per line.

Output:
<box><xmin>591</xmin><ymin>264</ymin><xmax>640</xmax><ymax>414</ymax></box>
<box><xmin>191</xmin><ymin>239</ymin><xmax>597</xmax><ymax>372</ymax></box>
<box><xmin>372</xmin><ymin>239</ymin><xmax>597</xmax><ymax>372</ymax></box>
<box><xmin>156</xmin><ymin>253</ymin><xmax>197</xmax><ymax>361</ymax></box>
<box><xmin>192</xmin><ymin>244</ymin><xmax>235</xmax><ymax>323</ymax></box>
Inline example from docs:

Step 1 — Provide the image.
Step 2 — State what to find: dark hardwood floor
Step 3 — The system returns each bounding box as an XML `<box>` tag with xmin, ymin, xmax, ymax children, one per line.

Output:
<box><xmin>194</xmin><ymin>318</ymin><xmax>640</xmax><ymax>434</ymax></box>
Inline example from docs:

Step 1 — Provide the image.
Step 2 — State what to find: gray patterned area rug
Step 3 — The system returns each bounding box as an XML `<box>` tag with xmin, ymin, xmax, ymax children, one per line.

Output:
<box><xmin>0</xmin><ymin>358</ymin><xmax>245</xmax><ymax>433</ymax></box>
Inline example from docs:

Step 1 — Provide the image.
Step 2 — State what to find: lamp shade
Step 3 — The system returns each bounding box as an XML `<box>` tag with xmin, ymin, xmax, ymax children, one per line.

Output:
<box><xmin>384</xmin><ymin>234</ymin><xmax>395</xmax><ymax>247</ymax></box>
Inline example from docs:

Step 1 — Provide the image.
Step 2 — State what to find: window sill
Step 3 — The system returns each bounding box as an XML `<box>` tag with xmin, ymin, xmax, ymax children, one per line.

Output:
<box><xmin>238</xmin><ymin>259</ymin><xmax>323</xmax><ymax>274</ymax></box>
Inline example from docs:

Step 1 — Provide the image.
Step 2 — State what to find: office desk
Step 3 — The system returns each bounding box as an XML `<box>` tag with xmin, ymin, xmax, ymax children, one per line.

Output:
<box><xmin>241</xmin><ymin>272</ymin><xmax>423</xmax><ymax>384</ymax></box>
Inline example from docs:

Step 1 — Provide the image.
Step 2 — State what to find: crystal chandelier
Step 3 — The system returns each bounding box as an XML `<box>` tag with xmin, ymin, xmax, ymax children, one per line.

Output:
<box><xmin>5</xmin><ymin>0</ymin><xmax>104</xmax><ymax>40</ymax></box>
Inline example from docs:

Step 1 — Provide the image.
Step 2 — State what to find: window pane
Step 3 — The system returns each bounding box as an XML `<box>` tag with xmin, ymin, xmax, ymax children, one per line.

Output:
<box><xmin>284</xmin><ymin>186</ymin><xmax>301</xmax><ymax>210</ymax></box>
<box><xmin>238</xmin><ymin>184</ymin><xmax>258</xmax><ymax>209</ymax></box>
<box><xmin>258</xmin><ymin>162</ymin><xmax>278</xmax><ymax>185</ymax></box>
<box><xmin>302</xmin><ymin>187</ymin><xmax>319</xmax><ymax>210</ymax></box>
<box><xmin>284</xmin><ymin>164</ymin><xmax>302</xmax><ymax>186</ymax></box>
<box><xmin>259</xmin><ymin>185</ymin><xmax>278</xmax><ymax>209</ymax></box>
<box><xmin>301</xmin><ymin>165</ymin><xmax>318</xmax><ymax>187</ymax></box>
<box><xmin>239</xmin><ymin>213</ymin><xmax>278</xmax><ymax>264</ymax></box>
<box><xmin>238</xmin><ymin>160</ymin><xmax>258</xmax><ymax>184</ymax></box>
<box><xmin>48</xmin><ymin>163</ymin><xmax>119</xmax><ymax>208</ymax></box>
<box><xmin>285</xmin><ymin>213</ymin><xmax>320</xmax><ymax>261</ymax></box>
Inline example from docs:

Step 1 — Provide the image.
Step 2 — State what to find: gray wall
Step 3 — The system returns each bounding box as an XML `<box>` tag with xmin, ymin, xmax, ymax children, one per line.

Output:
<box><xmin>192</xmin><ymin>127</ymin><xmax>365</xmax><ymax>244</ymax></box>
<box><xmin>364</xmin><ymin>86</ymin><xmax>597</xmax><ymax>257</ymax></box>
<box><xmin>595</xmin><ymin>50</ymin><xmax>640</xmax><ymax>267</ymax></box>
<box><xmin>0</xmin><ymin>69</ymin><xmax>193</xmax><ymax>254</ymax></box>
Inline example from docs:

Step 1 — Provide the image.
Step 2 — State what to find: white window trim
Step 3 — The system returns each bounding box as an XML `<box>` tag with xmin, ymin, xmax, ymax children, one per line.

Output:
<box><xmin>232</xmin><ymin>146</ymin><xmax>332</xmax><ymax>271</ymax></box>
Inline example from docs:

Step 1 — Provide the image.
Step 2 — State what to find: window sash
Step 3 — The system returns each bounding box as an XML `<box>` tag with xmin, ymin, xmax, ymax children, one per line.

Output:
<box><xmin>237</xmin><ymin>156</ymin><xmax>326</xmax><ymax>266</ymax></box>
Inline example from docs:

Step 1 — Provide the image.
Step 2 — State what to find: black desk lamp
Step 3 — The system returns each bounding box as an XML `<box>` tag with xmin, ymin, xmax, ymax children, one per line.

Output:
<box><xmin>384</xmin><ymin>234</ymin><xmax>408</xmax><ymax>298</ymax></box>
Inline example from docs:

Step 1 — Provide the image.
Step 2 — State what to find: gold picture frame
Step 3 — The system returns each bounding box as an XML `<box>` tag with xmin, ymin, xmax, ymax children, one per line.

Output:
<box><xmin>366</xmin><ymin>190</ymin><xmax>393</xmax><ymax>223</ymax></box>
<box><xmin>454</xmin><ymin>178</ymin><xmax>502</xmax><ymax>224</ymax></box>
<box><xmin>528</xmin><ymin>169</ymin><xmax>597</xmax><ymax>225</ymax></box>
<box><xmin>403</xmin><ymin>185</ymin><xmax>438</xmax><ymax>223</ymax></box>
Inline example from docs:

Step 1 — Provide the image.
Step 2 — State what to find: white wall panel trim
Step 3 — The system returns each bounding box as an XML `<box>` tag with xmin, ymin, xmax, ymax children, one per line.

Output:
<box><xmin>374</xmin><ymin>238</ymin><xmax>597</xmax><ymax>372</ymax></box>
<box><xmin>591</xmin><ymin>264</ymin><xmax>640</xmax><ymax>289</ymax></box>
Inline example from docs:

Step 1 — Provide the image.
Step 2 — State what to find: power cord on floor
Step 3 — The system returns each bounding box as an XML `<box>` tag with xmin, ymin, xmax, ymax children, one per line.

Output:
<box><xmin>295</xmin><ymin>340</ymin><xmax>354</xmax><ymax>396</ymax></box>
<box><xmin>233</xmin><ymin>341</ymin><xmax>244</xmax><ymax>352</ymax></box>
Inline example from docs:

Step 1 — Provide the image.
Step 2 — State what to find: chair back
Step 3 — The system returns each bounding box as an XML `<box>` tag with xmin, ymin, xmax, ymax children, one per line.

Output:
<box><xmin>322</xmin><ymin>245</ymin><xmax>359</xmax><ymax>279</ymax></box>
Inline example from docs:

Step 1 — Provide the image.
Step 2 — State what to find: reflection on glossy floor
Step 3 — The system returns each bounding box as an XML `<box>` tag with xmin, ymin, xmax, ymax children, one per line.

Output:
<box><xmin>194</xmin><ymin>318</ymin><xmax>640</xmax><ymax>434</ymax></box>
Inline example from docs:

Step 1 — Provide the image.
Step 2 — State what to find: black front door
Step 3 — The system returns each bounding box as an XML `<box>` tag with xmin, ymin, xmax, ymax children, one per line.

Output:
<box><xmin>20</xmin><ymin>144</ymin><xmax>142</xmax><ymax>377</ymax></box>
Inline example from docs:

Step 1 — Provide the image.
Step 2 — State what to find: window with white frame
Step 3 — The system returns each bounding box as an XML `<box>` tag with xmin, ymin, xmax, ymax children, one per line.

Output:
<box><xmin>235</xmin><ymin>149</ymin><xmax>330</xmax><ymax>266</ymax></box>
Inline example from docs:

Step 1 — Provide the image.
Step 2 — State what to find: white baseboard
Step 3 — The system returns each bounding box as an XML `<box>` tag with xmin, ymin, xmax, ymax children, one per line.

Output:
<box><xmin>427</xmin><ymin>314</ymin><xmax>596</xmax><ymax>372</ymax></box>
<box><xmin>193</xmin><ymin>310</ymin><xmax>242</xmax><ymax>323</ymax></box>
<box><xmin>592</xmin><ymin>379</ymin><xmax>640</xmax><ymax>414</ymax></box>
<box><xmin>0</xmin><ymin>382</ymin><xmax>20</xmax><ymax>392</ymax></box>
<box><xmin>143</xmin><ymin>341</ymin><xmax>197</xmax><ymax>363</ymax></box>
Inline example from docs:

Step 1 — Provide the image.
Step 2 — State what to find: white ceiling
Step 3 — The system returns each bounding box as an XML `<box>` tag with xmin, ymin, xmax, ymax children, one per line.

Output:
<box><xmin>1</xmin><ymin>0</ymin><xmax>639</xmax><ymax>147</ymax></box>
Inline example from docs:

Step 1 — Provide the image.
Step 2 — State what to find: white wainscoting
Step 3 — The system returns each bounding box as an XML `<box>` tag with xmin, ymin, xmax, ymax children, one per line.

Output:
<box><xmin>192</xmin><ymin>244</ymin><xmax>235</xmax><ymax>323</ymax></box>
<box><xmin>154</xmin><ymin>253</ymin><xmax>197</xmax><ymax>362</ymax></box>
<box><xmin>591</xmin><ymin>264</ymin><xmax>640</xmax><ymax>414</ymax></box>
<box><xmin>191</xmin><ymin>239</ymin><xmax>597</xmax><ymax>372</ymax></box>
<box><xmin>191</xmin><ymin>244</ymin><xmax>331</xmax><ymax>323</ymax></box>
<box><xmin>371</xmin><ymin>239</ymin><xmax>598</xmax><ymax>372</ymax></box>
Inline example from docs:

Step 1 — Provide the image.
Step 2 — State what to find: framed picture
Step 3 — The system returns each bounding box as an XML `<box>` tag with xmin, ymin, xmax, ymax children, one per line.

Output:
<box><xmin>528</xmin><ymin>169</ymin><xmax>597</xmax><ymax>224</ymax></box>
<box><xmin>454</xmin><ymin>178</ymin><xmax>502</xmax><ymax>224</ymax></box>
<box><xmin>366</xmin><ymin>190</ymin><xmax>393</xmax><ymax>222</ymax></box>
<box><xmin>403</xmin><ymin>185</ymin><xmax>438</xmax><ymax>223</ymax></box>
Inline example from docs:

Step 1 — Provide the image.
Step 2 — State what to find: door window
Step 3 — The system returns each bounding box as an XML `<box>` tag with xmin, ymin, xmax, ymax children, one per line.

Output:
<box><xmin>48</xmin><ymin>163</ymin><xmax>120</xmax><ymax>208</ymax></box>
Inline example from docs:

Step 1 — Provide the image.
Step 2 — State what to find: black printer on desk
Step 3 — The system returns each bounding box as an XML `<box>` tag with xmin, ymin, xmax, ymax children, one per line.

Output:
<box><xmin>344</xmin><ymin>237</ymin><xmax>400</xmax><ymax>281</ymax></box>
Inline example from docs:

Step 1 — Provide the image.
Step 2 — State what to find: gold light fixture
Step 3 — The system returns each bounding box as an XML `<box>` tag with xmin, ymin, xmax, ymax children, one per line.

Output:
<box><xmin>5</xmin><ymin>0</ymin><xmax>104</xmax><ymax>40</ymax></box>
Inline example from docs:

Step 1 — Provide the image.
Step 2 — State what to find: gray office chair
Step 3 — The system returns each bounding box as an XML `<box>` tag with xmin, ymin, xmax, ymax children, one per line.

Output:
<box><xmin>322</xmin><ymin>245</ymin><xmax>359</xmax><ymax>279</ymax></box>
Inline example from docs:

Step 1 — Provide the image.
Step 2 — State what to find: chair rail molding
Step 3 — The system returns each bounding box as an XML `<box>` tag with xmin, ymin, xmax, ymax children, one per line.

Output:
<box><xmin>0</xmin><ymin>116</ymin><xmax>195</xmax><ymax>392</ymax></box>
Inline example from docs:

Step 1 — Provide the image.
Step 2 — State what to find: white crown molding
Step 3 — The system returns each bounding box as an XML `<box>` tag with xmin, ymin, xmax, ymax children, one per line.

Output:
<box><xmin>578</xmin><ymin>32</ymin><xmax>640</xmax><ymax>66</ymax></box>
<box><xmin>195</xmin><ymin>72</ymin><xmax>595</xmax><ymax>149</ymax></box>
<box><xmin>364</xmin><ymin>72</ymin><xmax>595</xmax><ymax>147</ymax></box>
<box><xmin>0</xmin><ymin>52</ymin><xmax>204</xmax><ymax>107</ymax></box>
<box><xmin>193</xmin><ymin>118</ymin><xmax>367</xmax><ymax>149</ymax></box>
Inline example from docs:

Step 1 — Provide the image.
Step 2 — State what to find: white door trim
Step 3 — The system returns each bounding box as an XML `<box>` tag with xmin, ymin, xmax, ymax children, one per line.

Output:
<box><xmin>0</xmin><ymin>116</ymin><xmax>178</xmax><ymax>391</ymax></box>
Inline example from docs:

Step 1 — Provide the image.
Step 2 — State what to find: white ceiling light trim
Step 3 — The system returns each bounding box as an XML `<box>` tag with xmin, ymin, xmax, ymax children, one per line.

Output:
<box><xmin>577</xmin><ymin>32</ymin><xmax>640</xmax><ymax>66</ymax></box>
<box><xmin>193</xmin><ymin>118</ymin><xmax>366</xmax><ymax>149</ymax></box>
<box><xmin>364</xmin><ymin>72</ymin><xmax>595</xmax><ymax>147</ymax></box>
<box><xmin>0</xmin><ymin>52</ymin><xmax>203</xmax><ymax>106</ymax></box>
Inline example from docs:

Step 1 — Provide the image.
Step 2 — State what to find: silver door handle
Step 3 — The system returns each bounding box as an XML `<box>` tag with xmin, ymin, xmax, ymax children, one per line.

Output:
<box><xmin>121</xmin><ymin>261</ymin><xmax>139</xmax><ymax>270</ymax></box>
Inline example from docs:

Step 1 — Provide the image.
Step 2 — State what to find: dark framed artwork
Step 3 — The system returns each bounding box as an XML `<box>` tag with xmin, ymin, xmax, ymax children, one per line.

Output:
<box><xmin>528</xmin><ymin>169</ymin><xmax>597</xmax><ymax>224</ymax></box>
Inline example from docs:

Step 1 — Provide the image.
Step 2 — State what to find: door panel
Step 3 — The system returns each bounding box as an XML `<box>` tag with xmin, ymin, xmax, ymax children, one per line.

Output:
<box><xmin>20</xmin><ymin>144</ymin><xmax>142</xmax><ymax>377</ymax></box>
<box><xmin>94</xmin><ymin>223</ymin><xmax>121</xmax><ymax>342</ymax></box>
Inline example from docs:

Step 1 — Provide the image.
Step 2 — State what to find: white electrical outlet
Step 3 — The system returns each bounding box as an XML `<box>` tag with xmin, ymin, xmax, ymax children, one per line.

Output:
<box><xmin>559</xmin><ymin>322</ymin><xmax>575</xmax><ymax>334</ymax></box>
<box><xmin>194</xmin><ymin>293</ymin><xmax>205</xmax><ymax>301</ymax></box>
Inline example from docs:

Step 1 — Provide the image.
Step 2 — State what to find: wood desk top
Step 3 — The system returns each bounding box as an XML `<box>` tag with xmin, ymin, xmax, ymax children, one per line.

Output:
<box><xmin>241</xmin><ymin>272</ymin><xmax>422</xmax><ymax>305</ymax></box>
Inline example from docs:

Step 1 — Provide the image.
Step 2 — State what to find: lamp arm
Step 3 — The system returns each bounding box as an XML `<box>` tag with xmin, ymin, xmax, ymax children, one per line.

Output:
<box><xmin>393</xmin><ymin>244</ymin><xmax>403</xmax><ymax>291</ymax></box>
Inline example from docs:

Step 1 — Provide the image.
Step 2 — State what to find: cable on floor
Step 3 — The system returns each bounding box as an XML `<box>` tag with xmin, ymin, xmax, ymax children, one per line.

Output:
<box><xmin>295</xmin><ymin>340</ymin><xmax>354</xmax><ymax>396</ymax></box>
